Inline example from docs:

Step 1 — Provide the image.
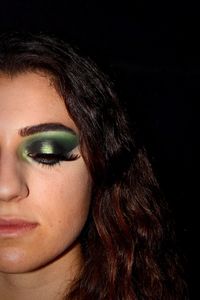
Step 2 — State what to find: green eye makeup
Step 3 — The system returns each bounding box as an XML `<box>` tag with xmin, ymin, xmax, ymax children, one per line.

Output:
<box><xmin>18</xmin><ymin>130</ymin><xmax>80</xmax><ymax>166</ymax></box>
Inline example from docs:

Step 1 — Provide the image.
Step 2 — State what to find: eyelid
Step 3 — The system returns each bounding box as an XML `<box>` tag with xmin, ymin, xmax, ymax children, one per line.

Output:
<box><xmin>18</xmin><ymin>130</ymin><xmax>79</xmax><ymax>161</ymax></box>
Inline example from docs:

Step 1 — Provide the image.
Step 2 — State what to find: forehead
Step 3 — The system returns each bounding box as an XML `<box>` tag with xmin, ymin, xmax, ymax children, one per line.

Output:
<box><xmin>0</xmin><ymin>72</ymin><xmax>77</xmax><ymax>135</ymax></box>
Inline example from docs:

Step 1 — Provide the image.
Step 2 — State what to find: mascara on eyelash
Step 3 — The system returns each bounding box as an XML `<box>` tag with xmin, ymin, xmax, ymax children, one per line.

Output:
<box><xmin>29</xmin><ymin>152</ymin><xmax>80</xmax><ymax>167</ymax></box>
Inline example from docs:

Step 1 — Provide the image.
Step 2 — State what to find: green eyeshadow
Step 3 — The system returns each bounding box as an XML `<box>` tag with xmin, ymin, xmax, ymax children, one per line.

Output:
<box><xmin>18</xmin><ymin>130</ymin><xmax>79</xmax><ymax>162</ymax></box>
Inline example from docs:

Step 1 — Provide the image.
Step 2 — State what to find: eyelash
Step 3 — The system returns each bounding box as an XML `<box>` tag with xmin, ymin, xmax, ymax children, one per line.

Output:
<box><xmin>27</xmin><ymin>152</ymin><xmax>80</xmax><ymax>167</ymax></box>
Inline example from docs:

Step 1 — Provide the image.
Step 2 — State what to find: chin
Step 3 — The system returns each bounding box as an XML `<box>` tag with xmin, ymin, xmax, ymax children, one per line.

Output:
<box><xmin>0</xmin><ymin>247</ymin><xmax>43</xmax><ymax>274</ymax></box>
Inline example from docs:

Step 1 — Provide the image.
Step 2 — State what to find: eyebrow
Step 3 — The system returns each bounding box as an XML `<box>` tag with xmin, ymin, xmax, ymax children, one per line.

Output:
<box><xmin>19</xmin><ymin>123</ymin><xmax>76</xmax><ymax>137</ymax></box>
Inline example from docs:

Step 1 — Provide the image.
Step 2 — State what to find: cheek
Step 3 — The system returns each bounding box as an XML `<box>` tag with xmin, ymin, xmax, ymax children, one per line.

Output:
<box><xmin>47</xmin><ymin>175</ymin><xmax>91</xmax><ymax>239</ymax></box>
<box><xmin>28</xmin><ymin>159</ymin><xmax>92</xmax><ymax>239</ymax></box>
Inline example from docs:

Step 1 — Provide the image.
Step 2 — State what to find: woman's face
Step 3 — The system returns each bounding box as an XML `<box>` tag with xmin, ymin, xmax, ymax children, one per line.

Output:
<box><xmin>0</xmin><ymin>72</ymin><xmax>92</xmax><ymax>274</ymax></box>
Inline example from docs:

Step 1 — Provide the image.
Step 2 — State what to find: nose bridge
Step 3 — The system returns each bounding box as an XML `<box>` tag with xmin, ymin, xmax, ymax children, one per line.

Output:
<box><xmin>0</xmin><ymin>148</ymin><xmax>29</xmax><ymax>202</ymax></box>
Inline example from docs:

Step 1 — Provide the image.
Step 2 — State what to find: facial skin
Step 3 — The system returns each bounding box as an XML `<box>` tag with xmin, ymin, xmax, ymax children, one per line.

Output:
<box><xmin>0</xmin><ymin>72</ymin><xmax>91</xmax><ymax>298</ymax></box>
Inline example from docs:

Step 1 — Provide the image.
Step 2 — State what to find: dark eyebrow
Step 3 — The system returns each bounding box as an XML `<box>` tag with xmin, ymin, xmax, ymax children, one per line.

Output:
<box><xmin>19</xmin><ymin>123</ymin><xmax>76</xmax><ymax>137</ymax></box>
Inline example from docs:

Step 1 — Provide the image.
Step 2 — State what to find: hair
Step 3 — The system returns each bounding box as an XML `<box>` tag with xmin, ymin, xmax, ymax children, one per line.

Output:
<box><xmin>0</xmin><ymin>32</ymin><xmax>188</xmax><ymax>299</ymax></box>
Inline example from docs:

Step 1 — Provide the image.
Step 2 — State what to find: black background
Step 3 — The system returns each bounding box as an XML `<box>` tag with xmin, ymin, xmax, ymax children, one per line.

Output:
<box><xmin>0</xmin><ymin>1</ymin><xmax>196</xmax><ymax>298</ymax></box>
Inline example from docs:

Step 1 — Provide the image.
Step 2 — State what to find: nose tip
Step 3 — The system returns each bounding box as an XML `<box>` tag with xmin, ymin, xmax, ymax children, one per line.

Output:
<box><xmin>0</xmin><ymin>159</ymin><xmax>29</xmax><ymax>202</ymax></box>
<box><xmin>0</xmin><ymin>181</ymin><xmax>29</xmax><ymax>202</ymax></box>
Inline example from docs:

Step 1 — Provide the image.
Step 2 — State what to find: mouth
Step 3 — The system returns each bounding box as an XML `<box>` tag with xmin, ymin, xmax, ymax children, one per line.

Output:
<box><xmin>0</xmin><ymin>218</ymin><xmax>38</xmax><ymax>237</ymax></box>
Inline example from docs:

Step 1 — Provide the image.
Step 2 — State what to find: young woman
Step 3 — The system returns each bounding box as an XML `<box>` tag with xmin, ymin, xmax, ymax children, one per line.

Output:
<box><xmin>0</xmin><ymin>33</ymin><xmax>187</xmax><ymax>299</ymax></box>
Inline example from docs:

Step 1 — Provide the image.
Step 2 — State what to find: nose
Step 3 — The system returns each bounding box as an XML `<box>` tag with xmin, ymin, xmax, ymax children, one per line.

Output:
<box><xmin>0</xmin><ymin>154</ymin><xmax>29</xmax><ymax>202</ymax></box>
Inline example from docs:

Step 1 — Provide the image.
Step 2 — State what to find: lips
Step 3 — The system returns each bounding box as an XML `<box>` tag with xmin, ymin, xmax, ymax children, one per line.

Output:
<box><xmin>0</xmin><ymin>218</ymin><xmax>38</xmax><ymax>237</ymax></box>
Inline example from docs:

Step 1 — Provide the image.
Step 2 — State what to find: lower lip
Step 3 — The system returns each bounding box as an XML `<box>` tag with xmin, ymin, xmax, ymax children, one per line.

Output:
<box><xmin>0</xmin><ymin>223</ymin><xmax>38</xmax><ymax>237</ymax></box>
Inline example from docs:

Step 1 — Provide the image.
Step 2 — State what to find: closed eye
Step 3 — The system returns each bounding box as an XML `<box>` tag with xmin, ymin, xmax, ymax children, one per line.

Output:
<box><xmin>18</xmin><ymin>130</ymin><xmax>80</xmax><ymax>167</ymax></box>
